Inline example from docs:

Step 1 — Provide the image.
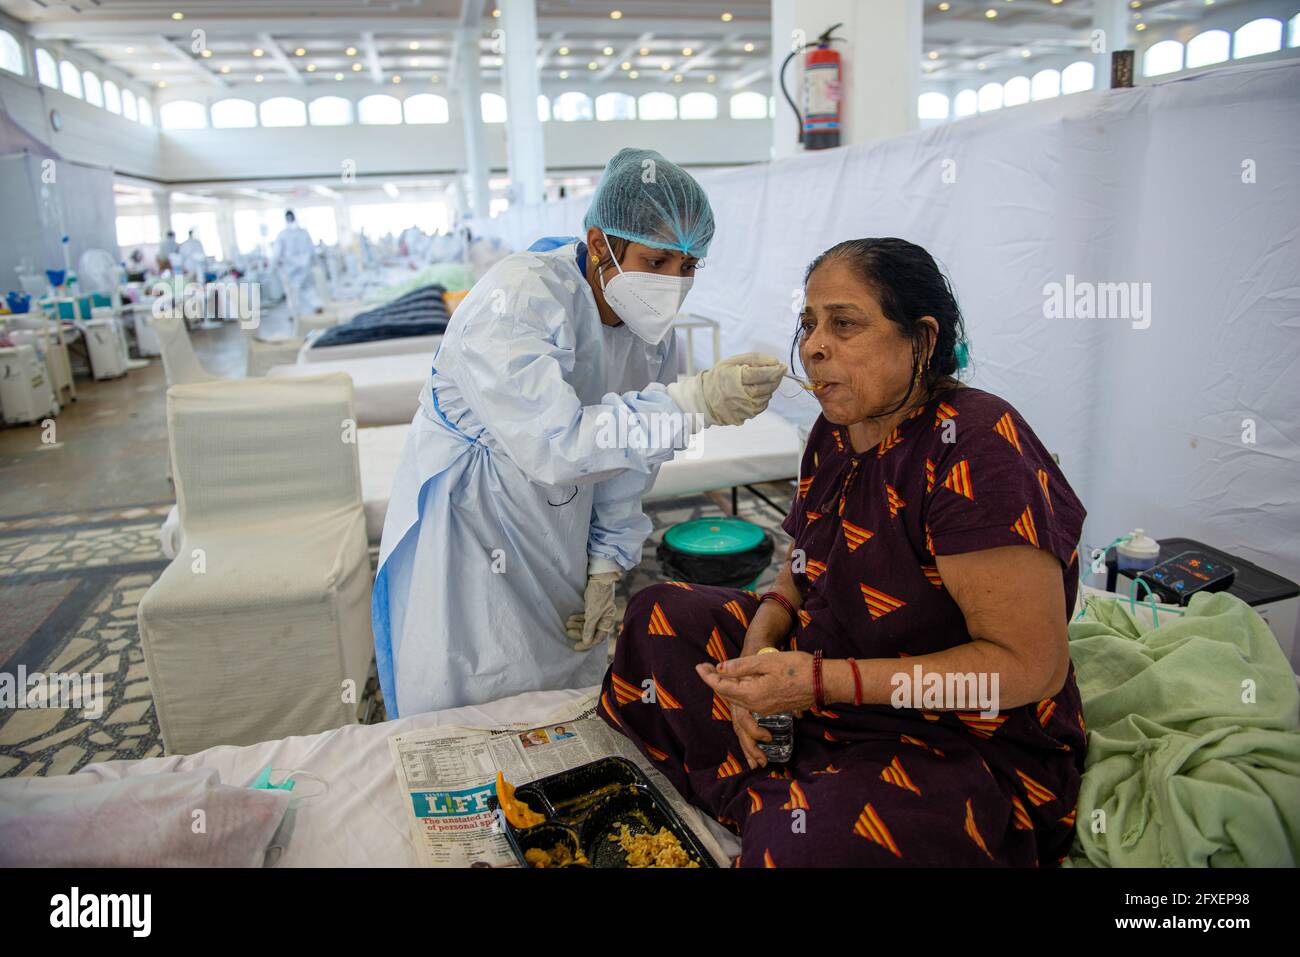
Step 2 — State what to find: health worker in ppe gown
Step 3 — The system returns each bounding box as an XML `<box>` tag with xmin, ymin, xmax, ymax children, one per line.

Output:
<box><xmin>272</xmin><ymin>209</ymin><xmax>321</xmax><ymax>313</ymax></box>
<box><xmin>373</xmin><ymin>148</ymin><xmax>786</xmax><ymax>717</ymax></box>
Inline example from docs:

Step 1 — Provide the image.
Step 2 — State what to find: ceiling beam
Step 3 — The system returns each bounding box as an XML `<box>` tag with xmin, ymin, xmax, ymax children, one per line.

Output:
<box><xmin>729</xmin><ymin>65</ymin><xmax>769</xmax><ymax>91</ymax></box>
<box><xmin>924</xmin><ymin>21</ymin><xmax>1092</xmax><ymax>44</ymax></box>
<box><xmin>29</xmin><ymin>19</ymin><xmax>459</xmax><ymax>41</ymax></box>
<box><xmin>537</xmin><ymin>31</ymin><xmax>567</xmax><ymax>69</ymax></box>
<box><xmin>447</xmin><ymin>0</ymin><xmax>487</xmax><ymax>93</ymax></box>
<box><xmin>597</xmin><ymin>32</ymin><xmax>654</xmax><ymax>81</ymax></box>
<box><xmin>258</xmin><ymin>33</ymin><xmax>305</xmax><ymax>85</ymax></box>
<box><xmin>361</xmin><ymin>31</ymin><xmax>384</xmax><ymax>83</ymax></box>
<box><xmin>154</xmin><ymin>34</ymin><xmax>228</xmax><ymax>89</ymax></box>
<box><xmin>673</xmin><ymin>34</ymin><xmax>738</xmax><ymax>80</ymax></box>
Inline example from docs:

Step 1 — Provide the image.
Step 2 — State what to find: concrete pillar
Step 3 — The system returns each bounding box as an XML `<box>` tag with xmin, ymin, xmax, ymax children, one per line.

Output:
<box><xmin>154</xmin><ymin>190</ymin><xmax>173</xmax><ymax>239</ymax></box>
<box><xmin>457</xmin><ymin>28</ymin><xmax>492</xmax><ymax>220</ymax></box>
<box><xmin>771</xmin><ymin>0</ymin><xmax>922</xmax><ymax>160</ymax></box>
<box><xmin>1093</xmin><ymin>0</ymin><xmax>1130</xmax><ymax>86</ymax></box>
<box><xmin>335</xmin><ymin>201</ymin><xmax>353</xmax><ymax>245</ymax></box>
<box><xmin>215</xmin><ymin>200</ymin><xmax>237</xmax><ymax>261</ymax></box>
<box><xmin>499</xmin><ymin>0</ymin><xmax>546</xmax><ymax>208</ymax></box>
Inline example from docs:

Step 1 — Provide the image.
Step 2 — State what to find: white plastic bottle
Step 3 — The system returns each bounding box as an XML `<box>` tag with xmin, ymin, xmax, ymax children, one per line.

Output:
<box><xmin>1117</xmin><ymin>529</ymin><xmax>1161</xmax><ymax>574</ymax></box>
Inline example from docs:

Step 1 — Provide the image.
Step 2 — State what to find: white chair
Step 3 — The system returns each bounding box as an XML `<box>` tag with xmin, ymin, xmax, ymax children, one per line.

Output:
<box><xmin>242</xmin><ymin>326</ymin><xmax>305</xmax><ymax>378</ymax></box>
<box><xmin>137</xmin><ymin>374</ymin><xmax>374</xmax><ymax>754</ymax></box>
<box><xmin>152</xmin><ymin>312</ymin><xmax>220</xmax><ymax>388</ymax></box>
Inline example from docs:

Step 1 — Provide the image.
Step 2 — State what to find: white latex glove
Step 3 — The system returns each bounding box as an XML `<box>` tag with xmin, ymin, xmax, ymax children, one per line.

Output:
<box><xmin>564</xmin><ymin>571</ymin><xmax>621</xmax><ymax>651</ymax></box>
<box><xmin>666</xmin><ymin>352</ymin><xmax>787</xmax><ymax>427</ymax></box>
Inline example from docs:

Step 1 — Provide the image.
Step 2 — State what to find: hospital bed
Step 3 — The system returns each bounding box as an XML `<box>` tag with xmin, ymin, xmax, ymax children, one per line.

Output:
<box><xmin>14</xmin><ymin>687</ymin><xmax>740</xmax><ymax>867</ymax></box>
<box><xmin>160</xmin><ymin>409</ymin><xmax>803</xmax><ymax>556</ymax></box>
<box><xmin>267</xmin><ymin>353</ymin><xmax>431</xmax><ymax>427</ymax></box>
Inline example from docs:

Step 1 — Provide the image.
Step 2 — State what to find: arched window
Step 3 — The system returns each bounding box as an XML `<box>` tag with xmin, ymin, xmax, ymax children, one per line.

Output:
<box><xmin>1031</xmin><ymin>69</ymin><xmax>1061</xmax><ymax>100</ymax></box>
<box><xmin>103</xmin><ymin>80</ymin><xmax>122</xmax><ymax>114</ymax></box>
<box><xmin>0</xmin><ymin>30</ymin><xmax>23</xmax><ymax>76</ymax></box>
<box><xmin>977</xmin><ymin>82</ymin><xmax>1003</xmax><ymax>113</ymax></box>
<box><xmin>403</xmin><ymin>93</ymin><xmax>448</xmax><ymax>124</ymax></box>
<box><xmin>259</xmin><ymin>97</ymin><xmax>306</xmax><ymax>127</ymax></box>
<box><xmin>728</xmin><ymin>91</ymin><xmax>765</xmax><ymax>119</ymax></box>
<box><xmin>1002</xmin><ymin>76</ymin><xmax>1030</xmax><ymax>108</ymax></box>
<box><xmin>358</xmin><ymin>94</ymin><xmax>402</xmax><ymax>125</ymax></box>
<box><xmin>537</xmin><ymin>94</ymin><xmax>551</xmax><ymax>122</ymax></box>
<box><xmin>1233</xmin><ymin>18</ymin><xmax>1283</xmax><ymax>59</ymax></box>
<box><xmin>59</xmin><ymin>60</ymin><xmax>83</xmax><ymax>98</ymax></box>
<box><xmin>953</xmin><ymin>88</ymin><xmax>977</xmax><ymax>118</ymax></box>
<box><xmin>1061</xmin><ymin>60</ymin><xmax>1095</xmax><ymax>94</ymax></box>
<box><xmin>139</xmin><ymin>99</ymin><xmax>153</xmax><ymax>126</ymax></box>
<box><xmin>917</xmin><ymin>91</ymin><xmax>949</xmax><ymax>121</ymax></box>
<box><xmin>122</xmin><ymin>89</ymin><xmax>138</xmax><ymax>121</ymax></box>
<box><xmin>159</xmin><ymin>99</ymin><xmax>207</xmax><ymax>130</ymax></box>
<box><xmin>553</xmin><ymin>91</ymin><xmax>593</xmax><ymax>121</ymax></box>
<box><xmin>679</xmin><ymin>92</ymin><xmax>718</xmax><ymax>120</ymax></box>
<box><xmin>596</xmin><ymin>91</ymin><xmax>638</xmax><ymax>120</ymax></box>
<box><xmin>481</xmin><ymin>92</ymin><xmax>507</xmax><ymax>123</ymax></box>
<box><xmin>82</xmin><ymin>71</ymin><xmax>103</xmax><ymax>107</ymax></box>
<box><xmin>1143</xmin><ymin>40</ymin><xmax>1184</xmax><ymax>77</ymax></box>
<box><xmin>309</xmin><ymin>95</ymin><xmax>353</xmax><ymax>126</ymax></box>
<box><xmin>211</xmin><ymin>98</ymin><xmax>258</xmax><ymax>128</ymax></box>
<box><xmin>36</xmin><ymin>48</ymin><xmax>57</xmax><ymax>88</ymax></box>
<box><xmin>1185</xmin><ymin>30</ymin><xmax>1230</xmax><ymax>68</ymax></box>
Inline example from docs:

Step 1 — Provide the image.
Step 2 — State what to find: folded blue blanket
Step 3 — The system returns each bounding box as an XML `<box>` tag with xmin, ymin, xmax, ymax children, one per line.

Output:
<box><xmin>312</xmin><ymin>284</ymin><xmax>450</xmax><ymax>348</ymax></box>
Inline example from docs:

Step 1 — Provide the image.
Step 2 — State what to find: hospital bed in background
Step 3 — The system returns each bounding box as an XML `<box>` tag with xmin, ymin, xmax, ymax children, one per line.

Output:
<box><xmin>267</xmin><ymin>353</ymin><xmax>431</xmax><ymax>426</ymax></box>
<box><xmin>159</xmin><ymin>407</ymin><xmax>804</xmax><ymax>558</ymax></box>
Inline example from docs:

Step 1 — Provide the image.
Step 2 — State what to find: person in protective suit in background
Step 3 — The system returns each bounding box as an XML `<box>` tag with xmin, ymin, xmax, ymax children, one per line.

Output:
<box><xmin>176</xmin><ymin>229</ymin><xmax>206</xmax><ymax>277</ymax></box>
<box><xmin>272</xmin><ymin>209</ymin><xmax>322</xmax><ymax>313</ymax></box>
<box><xmin>157</xmin><ymin>230</ymin><xmax>179</xmax><ymax>272</ymax></box>
<box><xmin>372</xmin><ymin>147</ymin><xmax>786</xmax><ymax>718</ymax></box>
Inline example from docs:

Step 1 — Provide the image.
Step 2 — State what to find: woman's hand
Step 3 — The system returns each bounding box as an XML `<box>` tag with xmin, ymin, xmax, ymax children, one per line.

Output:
<box><xmin>730</xmin><ymin>707</ymin><xmax>771</xmax><ymax>770</ymax></box>
<box><xmin>696</xmin><ymin>651</ymin><xmax>816</xmax><ymax>719</ymax></box>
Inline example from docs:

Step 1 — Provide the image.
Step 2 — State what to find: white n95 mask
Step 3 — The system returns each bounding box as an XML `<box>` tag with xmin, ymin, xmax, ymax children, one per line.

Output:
<box><xmin>597</xmin><ymin>231</ymin><xmax>693</xmax><ymax>345</ymax></box>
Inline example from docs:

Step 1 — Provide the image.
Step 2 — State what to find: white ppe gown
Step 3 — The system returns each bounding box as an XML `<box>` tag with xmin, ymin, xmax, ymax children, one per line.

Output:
<box><xmin>273</xmin><ymin>223</ymin><xmax>319</xmax><ymax>311</ymax></box>
<box><xmin>372</xmin><ymin>242</ymin><xmax>695</xmax><ymax>717</ymax></box>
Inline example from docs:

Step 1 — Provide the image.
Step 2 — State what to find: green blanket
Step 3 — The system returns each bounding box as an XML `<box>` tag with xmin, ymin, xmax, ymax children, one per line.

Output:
<box><xmin>1066</xmin><ymin>592</ymin><xmax>1300</xmax><ymax>867</ymax></box>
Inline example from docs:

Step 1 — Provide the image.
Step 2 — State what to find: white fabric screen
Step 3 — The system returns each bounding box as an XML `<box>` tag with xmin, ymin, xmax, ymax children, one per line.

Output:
<box><xmin>0</xmin><ymin>154</ymin><xmax>118</xmax><ymax>289</ymax></box>
<box><xmin>469</xmin><ymin>60</ymin><xmax>1300</xmax><ymax>650</ymax></box>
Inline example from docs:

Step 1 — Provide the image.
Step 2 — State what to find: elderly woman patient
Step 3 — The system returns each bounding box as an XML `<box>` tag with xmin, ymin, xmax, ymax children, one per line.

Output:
<box><xmin>599</xmin><ymin>238</ymin><xmax>1088</xmax><ymax>867</ymax></box>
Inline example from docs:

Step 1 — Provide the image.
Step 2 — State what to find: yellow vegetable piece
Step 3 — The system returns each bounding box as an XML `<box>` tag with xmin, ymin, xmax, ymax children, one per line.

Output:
<box><xmin>495</xmin><ymin>771</ymin><xmax>545</xmax><ymax>829</ymax></box>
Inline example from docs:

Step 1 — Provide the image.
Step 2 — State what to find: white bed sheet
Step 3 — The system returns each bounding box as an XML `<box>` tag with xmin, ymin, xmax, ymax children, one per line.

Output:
<box><xmin>76</xmin><ymin>687</ymin><xmax>741</xmax><ymax>867</ymax></box>
<box><xmin>268</xmin><ymin>354</ymin><xmax>429</xmax><ymax>427</ymax></box>
<box><xmin>299</xmin><ymin>334</ymin><xmax>443</xmax><ymax>364</ymax></box>
<box><xmin>644</xmin><ymin>409</ymin><xmax>802</xmax><ymax>503</ymax></box>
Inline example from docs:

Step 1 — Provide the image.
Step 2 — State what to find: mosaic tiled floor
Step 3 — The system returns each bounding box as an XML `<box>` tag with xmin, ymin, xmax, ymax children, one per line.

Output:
<box><xmin>1</xmin><ymin>484</ymin><xmax>793</xmax><ymax>775</ymax></box>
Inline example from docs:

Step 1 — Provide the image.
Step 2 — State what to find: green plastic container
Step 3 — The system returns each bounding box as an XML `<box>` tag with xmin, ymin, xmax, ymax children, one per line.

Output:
<box><xmin>658</xmin><ymin>517</ymin><xmax>773</xmax><ymax>589</ymax></box>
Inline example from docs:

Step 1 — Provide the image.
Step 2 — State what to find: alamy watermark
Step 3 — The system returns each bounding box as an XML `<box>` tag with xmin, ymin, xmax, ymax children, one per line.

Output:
<box><xmin>594</xmin><ymin>406</ymin><xmax>706</xmax><ymax>460</ymax></box>
<box><xmin>1043</xmin><ymin>274</ymin><xmax>1151</xmax><ymax>329</ymax></box>
<box><xmin>889</xmin><ymin>664</ymin><xmax>1000</xmax><ymax>719</ymax></box>
<box><xmin>0</xmin><ymin>666</ymin><xmax>104</xmax><ymax>718</ymax></box>
<box><xmin>151</xmin><ymin>279</ymin><xmax>262</xmax><ymax>329</ymax></box>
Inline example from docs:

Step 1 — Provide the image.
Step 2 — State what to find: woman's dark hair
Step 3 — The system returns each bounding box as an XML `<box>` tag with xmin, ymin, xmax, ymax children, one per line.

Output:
<box><xmin>794</xmin><ymin>237</ymin><xmax>967</xmax><ymax>419</ymax></box>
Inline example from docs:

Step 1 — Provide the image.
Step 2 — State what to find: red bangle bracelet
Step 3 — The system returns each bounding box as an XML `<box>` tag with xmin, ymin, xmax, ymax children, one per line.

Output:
<box><xmin>812</xmin><ymin>650</ymin><xmax>824</xmax><ymax>711</ymax></box>
<box><xmin>759</xmin><ymin>590</ymin><xmax>796</xmax><ymax>622</ymax></box>
<box><xmin>847</xmin><ymin>657</ymin><xmax>863</xmax><ymax>707</ymax></box>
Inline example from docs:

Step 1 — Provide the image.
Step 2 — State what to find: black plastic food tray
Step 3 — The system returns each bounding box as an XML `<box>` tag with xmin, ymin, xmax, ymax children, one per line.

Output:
<box><xmin>488</xmin><ymin>756</ymin><xmax>717</xmax><ymax>868</ymax></box>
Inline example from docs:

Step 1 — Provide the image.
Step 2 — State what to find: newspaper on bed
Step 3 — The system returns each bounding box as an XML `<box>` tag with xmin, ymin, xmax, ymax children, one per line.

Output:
<box><xmin>388</xmin><ymin>692</ymin><xmax>731</xmax><ymax>867</ymax></box>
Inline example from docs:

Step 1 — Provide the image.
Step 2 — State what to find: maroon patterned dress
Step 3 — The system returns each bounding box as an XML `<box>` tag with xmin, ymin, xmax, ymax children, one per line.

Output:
<box><xmin>600</xmin><ymin>387</ymin><xmax>1088</xmax><ymax>867</ymax></box>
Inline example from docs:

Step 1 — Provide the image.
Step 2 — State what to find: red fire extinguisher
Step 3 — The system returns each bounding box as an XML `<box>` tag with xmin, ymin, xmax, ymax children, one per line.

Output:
<box><xmin>780</xmin><ymin>23</ymin><xmax>845</xmax><ymax>151</ymax></box>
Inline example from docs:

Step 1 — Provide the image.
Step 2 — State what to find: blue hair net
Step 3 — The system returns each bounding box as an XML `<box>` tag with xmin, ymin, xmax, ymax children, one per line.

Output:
<box><xmin>583</xmin><ymin>148</ymin><xmax>715</xmax><ymax>258</ymax></box>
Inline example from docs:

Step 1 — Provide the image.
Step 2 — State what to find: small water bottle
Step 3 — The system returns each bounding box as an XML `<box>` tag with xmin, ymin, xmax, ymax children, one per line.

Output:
<box><xmin>1117</xmin><ymin>529</ymin><xmax>1160</xmax><ymax>575</ymax></box>
<box><xmin>753</xmin><ymin>647</ymin><xmax>794</xmax><ymax>764</ymax></box>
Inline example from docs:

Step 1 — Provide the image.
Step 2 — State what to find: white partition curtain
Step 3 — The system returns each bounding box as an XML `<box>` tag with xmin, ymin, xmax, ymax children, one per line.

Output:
<box><xmin>0</xmin><ymin>152</ymin><xmax>118</xmax><ymax>287</ymax></box>
<box><xmin>470</xmin><ymin>59</ymin><xmax>1300</xmax><ymax>654</ymax></box>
